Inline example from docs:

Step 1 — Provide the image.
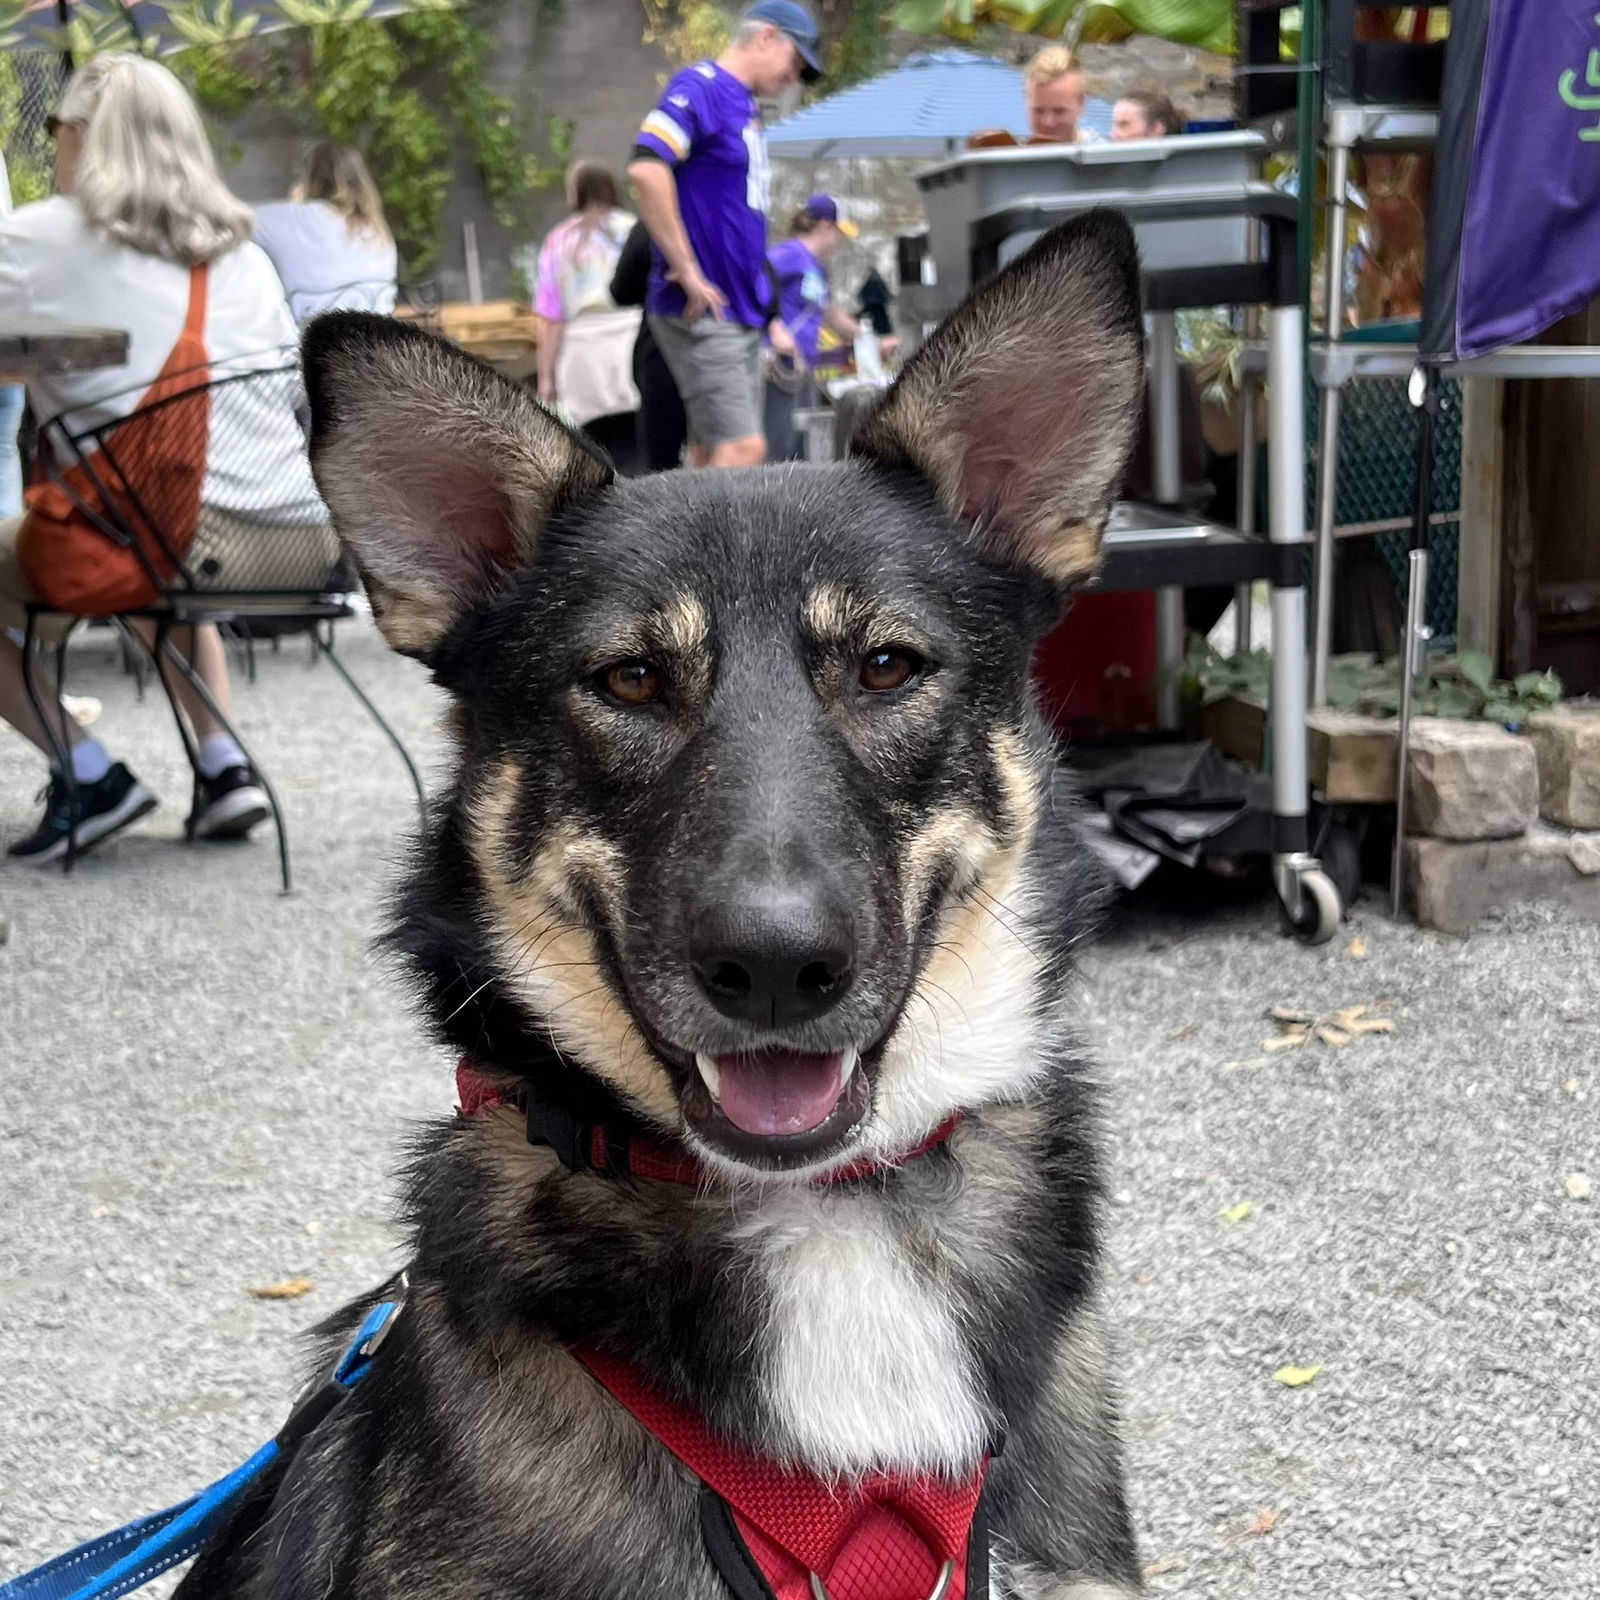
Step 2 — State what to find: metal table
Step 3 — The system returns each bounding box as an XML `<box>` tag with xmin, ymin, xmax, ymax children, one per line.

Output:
<box><xmin>0</xmin><ymin>315</ymin><xmax>130</xmax><ymax>383</ymax></box>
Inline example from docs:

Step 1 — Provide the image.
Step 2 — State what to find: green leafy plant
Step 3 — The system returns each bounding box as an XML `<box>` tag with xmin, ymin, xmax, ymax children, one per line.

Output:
<box><xmin>14</xmin><ymin>2</ymin><xmax>557</xmax><ymax>280</ymax></box>
<box><xmin>893</xmin><ymin>0</ymin><xmax>1233</xmax><ymax>54</ymax></box>
<box><xmin>1184</xmin><ymin>637</ymin><xmax>1564</xmax><ymax>727</ymax></box>
<box><xmin>643</xmin><ymin>0</ymin><xmax>893</xmax><ymax>87</ymax></box>
<box><xmin>0</xmin><ymin>54</ymin><xmax>54</xmax><ymax>205</ymax></box>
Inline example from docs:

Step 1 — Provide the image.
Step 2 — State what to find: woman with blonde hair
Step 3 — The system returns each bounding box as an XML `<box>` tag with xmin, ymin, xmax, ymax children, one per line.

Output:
<box><xmin>254</xmin><ymin>140</ymin><xmax>398</xmax><ymax>322</ymax></box>
<box><xmin>532</xmin><ymin>158</ymin><xmax>640</xmax><ymax>455</ymax></box>
<box><xmin>0</xmin><ymin>53</ymin><xmax>326</xmax><ymax>862</ymax></box>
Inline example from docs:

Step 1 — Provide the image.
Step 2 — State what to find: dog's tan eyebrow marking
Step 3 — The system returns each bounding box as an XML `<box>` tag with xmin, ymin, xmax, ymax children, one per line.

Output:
<box><xmin>652</xmin><ymin>592</ymin><xmax>711</xmax><ymax>660</ymax></box>
<box><xmin>578</xmin><ymin>594</ymin><xmax>713</xmax><ymax>702</ymax></box>
<box><xmin>580</xmin><ymin>594</ymin><xmax>710</xmax><ymax>666</ymax></box>
<box><xmin>802</xmin><ymin>581</ymin><xmax>929</xmax><ymax>651</ymax></box>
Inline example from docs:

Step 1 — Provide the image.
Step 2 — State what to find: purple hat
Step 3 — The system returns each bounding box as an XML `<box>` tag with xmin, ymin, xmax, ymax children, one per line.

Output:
<box><xmin>803</xmin><ymin>195</ymin><xmax>859</xmax><ymax>236</ymax></box>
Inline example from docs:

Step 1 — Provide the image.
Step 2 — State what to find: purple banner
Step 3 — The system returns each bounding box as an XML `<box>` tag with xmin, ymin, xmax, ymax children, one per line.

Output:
<box><xmin>1456</xmin><ymin>0</ymin><xmax>1600</xmax><ymax>356</ymax></box>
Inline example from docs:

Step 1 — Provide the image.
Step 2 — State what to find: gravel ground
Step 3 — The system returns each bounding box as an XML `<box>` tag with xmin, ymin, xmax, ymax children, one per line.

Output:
<box><xmin>2</xmin><ymin>622</ymin><xmax>1595</xmax><ymax>1597</ymax></box>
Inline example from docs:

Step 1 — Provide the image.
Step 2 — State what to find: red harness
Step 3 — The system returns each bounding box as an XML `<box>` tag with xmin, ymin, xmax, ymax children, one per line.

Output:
<box><xmin>579</xmin><ymin>1348</ymin><xmax>989</xmax><ymax>1600</ymax></box>
<box><xmin>457</xmin><ymin>1059</ymin><xmax>991</xmax><ymax>1600</ymax></box>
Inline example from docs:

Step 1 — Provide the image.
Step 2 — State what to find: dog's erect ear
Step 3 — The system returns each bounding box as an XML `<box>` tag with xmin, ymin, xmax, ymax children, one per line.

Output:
<box><xmin>852</xmin><ymin>210</ymin><xmax>1143</xmax><ymax>589</ymax></box>
<box><xmin>303</xmin><ymin>312</ymin><xmax>612</xmax><ymax>658</ymax></box>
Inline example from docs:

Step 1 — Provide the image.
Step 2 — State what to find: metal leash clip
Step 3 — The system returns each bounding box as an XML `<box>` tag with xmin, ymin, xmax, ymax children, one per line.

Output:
<box><xmin>278</xmin><ymin>1271</ymin><xmax>409</xmax><ymax>1451</ymax></box>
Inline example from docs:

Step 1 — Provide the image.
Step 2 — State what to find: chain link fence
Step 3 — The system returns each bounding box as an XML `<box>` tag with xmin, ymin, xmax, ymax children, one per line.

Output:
<box><xmin>1307</xmin><ymin>374</ymin><xmax>1463</xmax><ymax>647</ymax></box>
<box><xmin>1</xmin><ymin>53</ymin><xmax>65</xmax><ymax>210</ymax></box>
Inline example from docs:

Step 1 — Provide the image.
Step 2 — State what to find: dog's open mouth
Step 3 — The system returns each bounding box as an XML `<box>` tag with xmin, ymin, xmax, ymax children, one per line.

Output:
<box><xmin>682</xmin><ymin>1047</ymin><xmax>869</xmax><ymax>1164</ymax></box>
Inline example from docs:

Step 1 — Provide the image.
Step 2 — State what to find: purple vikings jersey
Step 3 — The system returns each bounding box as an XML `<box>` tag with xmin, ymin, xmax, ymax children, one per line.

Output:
<box><xmin>636</xmin><ymin>62</ymin><xmax>773</xmax><ymax>330</ymax></box>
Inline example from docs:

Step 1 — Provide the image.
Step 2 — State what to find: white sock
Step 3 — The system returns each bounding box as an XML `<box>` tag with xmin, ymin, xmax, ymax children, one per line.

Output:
<box><xmin>197</xmin><ymin>732</ymin><xmax>247</xmax><ymax>779</ymax></box>
<box><xmin>70</xmin><ymin>737</ymin><xmax>111</xmax><ymax>785</ymax></box>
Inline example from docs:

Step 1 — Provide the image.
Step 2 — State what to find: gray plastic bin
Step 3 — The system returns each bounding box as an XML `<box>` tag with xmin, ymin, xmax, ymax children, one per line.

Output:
<box><xmin>916</xmin><ymin>132</ymin><xmax>1264</xmax><ymax>301</ymax></box>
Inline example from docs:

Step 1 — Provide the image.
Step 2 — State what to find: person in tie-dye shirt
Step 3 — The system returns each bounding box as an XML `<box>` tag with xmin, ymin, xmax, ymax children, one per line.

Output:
<box><xmin>627</xmin><ymin>0</ymin><xmax>823</xmax><ymax>468</ymax></box>
<box><xmin>532</xmin><ymin>160</ymin><xmax>639</xmax><ymax>436</ymax></box>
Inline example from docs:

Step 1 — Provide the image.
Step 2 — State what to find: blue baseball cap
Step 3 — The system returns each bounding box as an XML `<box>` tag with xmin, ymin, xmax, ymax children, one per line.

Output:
<box><xmin>742</xmin><ymin>0</ymin><xmax>824</xmax><ymax>82</ymax></box>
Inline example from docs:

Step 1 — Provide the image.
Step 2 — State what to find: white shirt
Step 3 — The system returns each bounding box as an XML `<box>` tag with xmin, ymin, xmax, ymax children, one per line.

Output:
<box><xmin>252</xmin><ymin>200</ymin><xmax>398</xmax><ymax>324</ymax></box>
<box><xmin>0</xmin><ymin>195</ymin><xmax>324</xmax><ymax>522</ymax></box>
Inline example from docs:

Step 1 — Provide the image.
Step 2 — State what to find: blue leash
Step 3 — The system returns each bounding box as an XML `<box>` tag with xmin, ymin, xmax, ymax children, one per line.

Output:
<box><xmin>0</xmin><ymin>1285</ymin><xmax>406</xmax><ymax>1600</ymax></box>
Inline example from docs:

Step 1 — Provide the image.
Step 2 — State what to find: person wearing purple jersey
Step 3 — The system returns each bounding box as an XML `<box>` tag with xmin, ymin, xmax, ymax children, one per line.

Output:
<box><xmin>764</xmin><ymin>195</ymin><xmax>895</xmax><ymax>460</ymax></box>
<box><xmin>627</xmin><ymin>0</ymin><xmax>821</xmax><ymax>468</ymax></box>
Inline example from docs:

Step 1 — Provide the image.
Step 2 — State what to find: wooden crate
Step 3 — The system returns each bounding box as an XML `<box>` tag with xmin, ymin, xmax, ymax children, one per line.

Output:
<box><xmin>400</xmin><ymin>300</ymin><xmax>540</xmax><ymax>381</ymax></box>
<box><xmin>1202</xmin><ymin>694</ymin><xmax>1399</xmax><ymax>804</ymax></box>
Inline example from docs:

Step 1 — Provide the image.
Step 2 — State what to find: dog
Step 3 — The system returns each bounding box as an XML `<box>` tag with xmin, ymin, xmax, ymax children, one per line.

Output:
<box><xmin>175</xmin><ymin>209</ymin><xmax>1146</xmax><ymax>1600</ymax></box>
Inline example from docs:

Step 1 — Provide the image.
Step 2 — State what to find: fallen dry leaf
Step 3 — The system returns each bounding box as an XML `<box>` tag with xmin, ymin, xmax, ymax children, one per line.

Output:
<box><xmin>1221</xmin><ymin>1201</ymin><xmax>1255</xmax><ymax>1223</ymax></box>
<box><xmin>246</xmin><ymin>1277</ymin><xmax>314</xmax><ymax>1300</ymax></box>
<box><xmin>1565</xmin><ymin>1173</ymin><xmax>1593</xmax><ymax>1202</ymax></box>
<box><xmin>62</xmin><ymin>693</ymin><xmax>102</xmax><ymax>728</ymax></box>
<box><xmin>1141</xmin><ymin>1556</ymin><xmax>1187</xmax><ymax>1579</ymax></box>
<box><xmin>1346</xmin><ymin>936</ymin><xmax>1368</xmax><ymax>959</ymax></box>
<box><xmin>1260</xmin><ymin>1002</ymin><xmax>1396</xmax><ymax>1055</ymax></box>
<box><xmin>1270</xmin><ymin>1005</ymin><xmax>1316</xmax><ymax>1025</ymax></box>
<box><xmin>1331</xmin><ymin>1005</ymin><xmax>1395</xmax><ymax>1036</ymax></box>
<box><xmin>1243</xmin><ymin>1508</ymin><xmax>1279</xmax><ymax>1538</ymax></box>
<box><xmin>1273</xmin><ymin>1363</ymin><xmax>1323</xmax><ymax>1388</ymax></box>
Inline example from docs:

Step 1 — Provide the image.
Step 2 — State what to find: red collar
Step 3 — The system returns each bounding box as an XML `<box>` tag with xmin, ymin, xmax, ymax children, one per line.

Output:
<box><xmin>455</xmin><ymin>1057</ymin><xmax>964</xmax><ymax>1187</ymax></box>
<box><xmin>577</xmin><ymin>1347</ymin><xmax>990</xmax><ymax>1600</ymax></box>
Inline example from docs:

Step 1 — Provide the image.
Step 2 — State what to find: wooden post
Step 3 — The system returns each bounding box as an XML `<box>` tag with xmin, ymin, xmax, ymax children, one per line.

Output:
<box><xmin>1457</xmin><ymin>377</ymin><xmax>1503</xmax><ymax>660</ymax></box>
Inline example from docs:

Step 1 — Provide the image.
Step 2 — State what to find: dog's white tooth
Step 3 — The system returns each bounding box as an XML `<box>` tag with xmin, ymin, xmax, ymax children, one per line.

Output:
<box><xmin>839</xmin><ymin>1048</ymin><xmax>860</xmax><ymax>1086</ymax></box>
<box><xmin>695</xmin><ymin>1051</ymin><xmax>722</xmax><ymax>1101</ymax></box>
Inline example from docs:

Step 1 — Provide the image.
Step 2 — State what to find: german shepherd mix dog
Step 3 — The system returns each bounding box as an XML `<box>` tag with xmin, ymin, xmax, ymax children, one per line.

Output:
<box><xmin>177</xmin><ymin>211</ymin><xmax>1145</xmax><ymax>1600</ymax></box>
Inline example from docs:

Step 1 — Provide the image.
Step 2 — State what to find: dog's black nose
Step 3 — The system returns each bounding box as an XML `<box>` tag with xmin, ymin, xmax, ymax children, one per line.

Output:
<box><xmin>690</xmin><ymin>892</ymin><xmax>854</xmax><ymax>1027</ymax></box>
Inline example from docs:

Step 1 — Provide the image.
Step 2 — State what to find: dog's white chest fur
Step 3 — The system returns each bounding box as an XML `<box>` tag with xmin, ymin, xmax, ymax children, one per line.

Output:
<box><xmin>734</xmin><ymin>1190</ymin><xmax>990</xmax><ymax>1478</ymax></box>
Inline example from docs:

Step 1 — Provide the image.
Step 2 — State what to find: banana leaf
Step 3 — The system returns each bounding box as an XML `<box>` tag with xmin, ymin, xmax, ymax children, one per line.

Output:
<box><xmin>894</xmin><ymin>0</ymin><xmax>1236</xmax><ymax>54</ymax></box>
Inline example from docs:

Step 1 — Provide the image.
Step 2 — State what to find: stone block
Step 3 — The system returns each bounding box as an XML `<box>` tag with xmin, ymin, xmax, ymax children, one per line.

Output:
<box><xmin>1406</xmin><ymin>720</ymin><xmax>1538</xmax><ymax>840</ymax></box>
<box><xmin>1526</xmin><ymin>708</ymin><xmax>1600</xmax><ymax>829</ymax></box>
<box><xmin>1406</xmin><ymin>826</ymin><xmax>1600</xmax><ymax>934</ymax></box>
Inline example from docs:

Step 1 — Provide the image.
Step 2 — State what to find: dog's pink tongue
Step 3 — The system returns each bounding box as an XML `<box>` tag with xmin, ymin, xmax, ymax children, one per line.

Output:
<box><xmin>715</xmin><ymin>1051</ymin><xmax>844</xmax><ymax>1137</ymax></box>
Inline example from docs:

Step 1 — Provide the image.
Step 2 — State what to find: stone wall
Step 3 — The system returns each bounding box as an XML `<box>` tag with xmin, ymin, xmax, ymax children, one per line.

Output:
<box><xmin>1076</xmin><ymin>38</ymin><xmax>1232</xmax><ymax>121</ymax></box>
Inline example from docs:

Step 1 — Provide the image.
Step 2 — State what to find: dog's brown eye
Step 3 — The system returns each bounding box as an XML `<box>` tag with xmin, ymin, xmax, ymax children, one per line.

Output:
<box><xmin>859</xmin><ymin>647</ymin><xmax>922</xmax><ymax>693</ymax></box>
<box><xmin>599</xmin><ymin>660</ymin><xmax>663</xmax><ymax>706</ymax></box>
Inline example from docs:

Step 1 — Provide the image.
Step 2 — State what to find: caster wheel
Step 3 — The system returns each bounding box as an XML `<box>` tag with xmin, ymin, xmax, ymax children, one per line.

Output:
<box><xmin>1319</xmin><ymin>819</ymin><xmax>1365</xmax><ymax>909</ymax></box>
<box><xmin>1281</xmin><ymin>869</ymin><xmax>1343</xmax><ymax>945</ymax></box>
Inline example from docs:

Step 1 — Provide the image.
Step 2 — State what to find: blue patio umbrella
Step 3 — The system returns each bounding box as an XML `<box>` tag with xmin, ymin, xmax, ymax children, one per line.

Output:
<box><xmin>7</xmin><ymin>0</ymin><xmax>454</xmax><ymax>60</ymax></box>
<box><xmin>765</xmin><ymin>48</ymin><xmax>1112</xmax><ymax>160</ymax></box>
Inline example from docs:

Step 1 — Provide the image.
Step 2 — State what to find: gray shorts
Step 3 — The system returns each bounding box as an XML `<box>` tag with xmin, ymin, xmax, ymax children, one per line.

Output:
<box><xmin>648</xmin><ymin>314</ymin><xmax>764</xmax><ymax>451</ymax></box>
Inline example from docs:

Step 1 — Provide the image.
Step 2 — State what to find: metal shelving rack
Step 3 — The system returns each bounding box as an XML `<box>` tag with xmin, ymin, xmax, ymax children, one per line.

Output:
<box><xmin>960</xmin><ymin>183</ymin><xmax>1343</xmax><ymax>942</ymax></box>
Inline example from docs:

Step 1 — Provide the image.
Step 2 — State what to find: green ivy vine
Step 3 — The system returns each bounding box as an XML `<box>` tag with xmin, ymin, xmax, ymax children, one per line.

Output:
<box><xmin>0</xmin><ymin>53</ymin><xmax>53</xmax><ymax>206</ymax></box>
<box><xmin>177</xmin><ymin>6</ymin><xmax>570</xmax><ymax>278</ymax></box>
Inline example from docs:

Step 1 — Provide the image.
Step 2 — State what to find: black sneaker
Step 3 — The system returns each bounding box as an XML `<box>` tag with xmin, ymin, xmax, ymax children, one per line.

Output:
<box><xmin>7</xmin><ymin>762</ymin><xmax>158</xmax><ymax>863</ymax></box>
<box><xmin>188</xmin><ymin>763</ymin><xmax>270</xmax><ymax>841</ymax></box>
